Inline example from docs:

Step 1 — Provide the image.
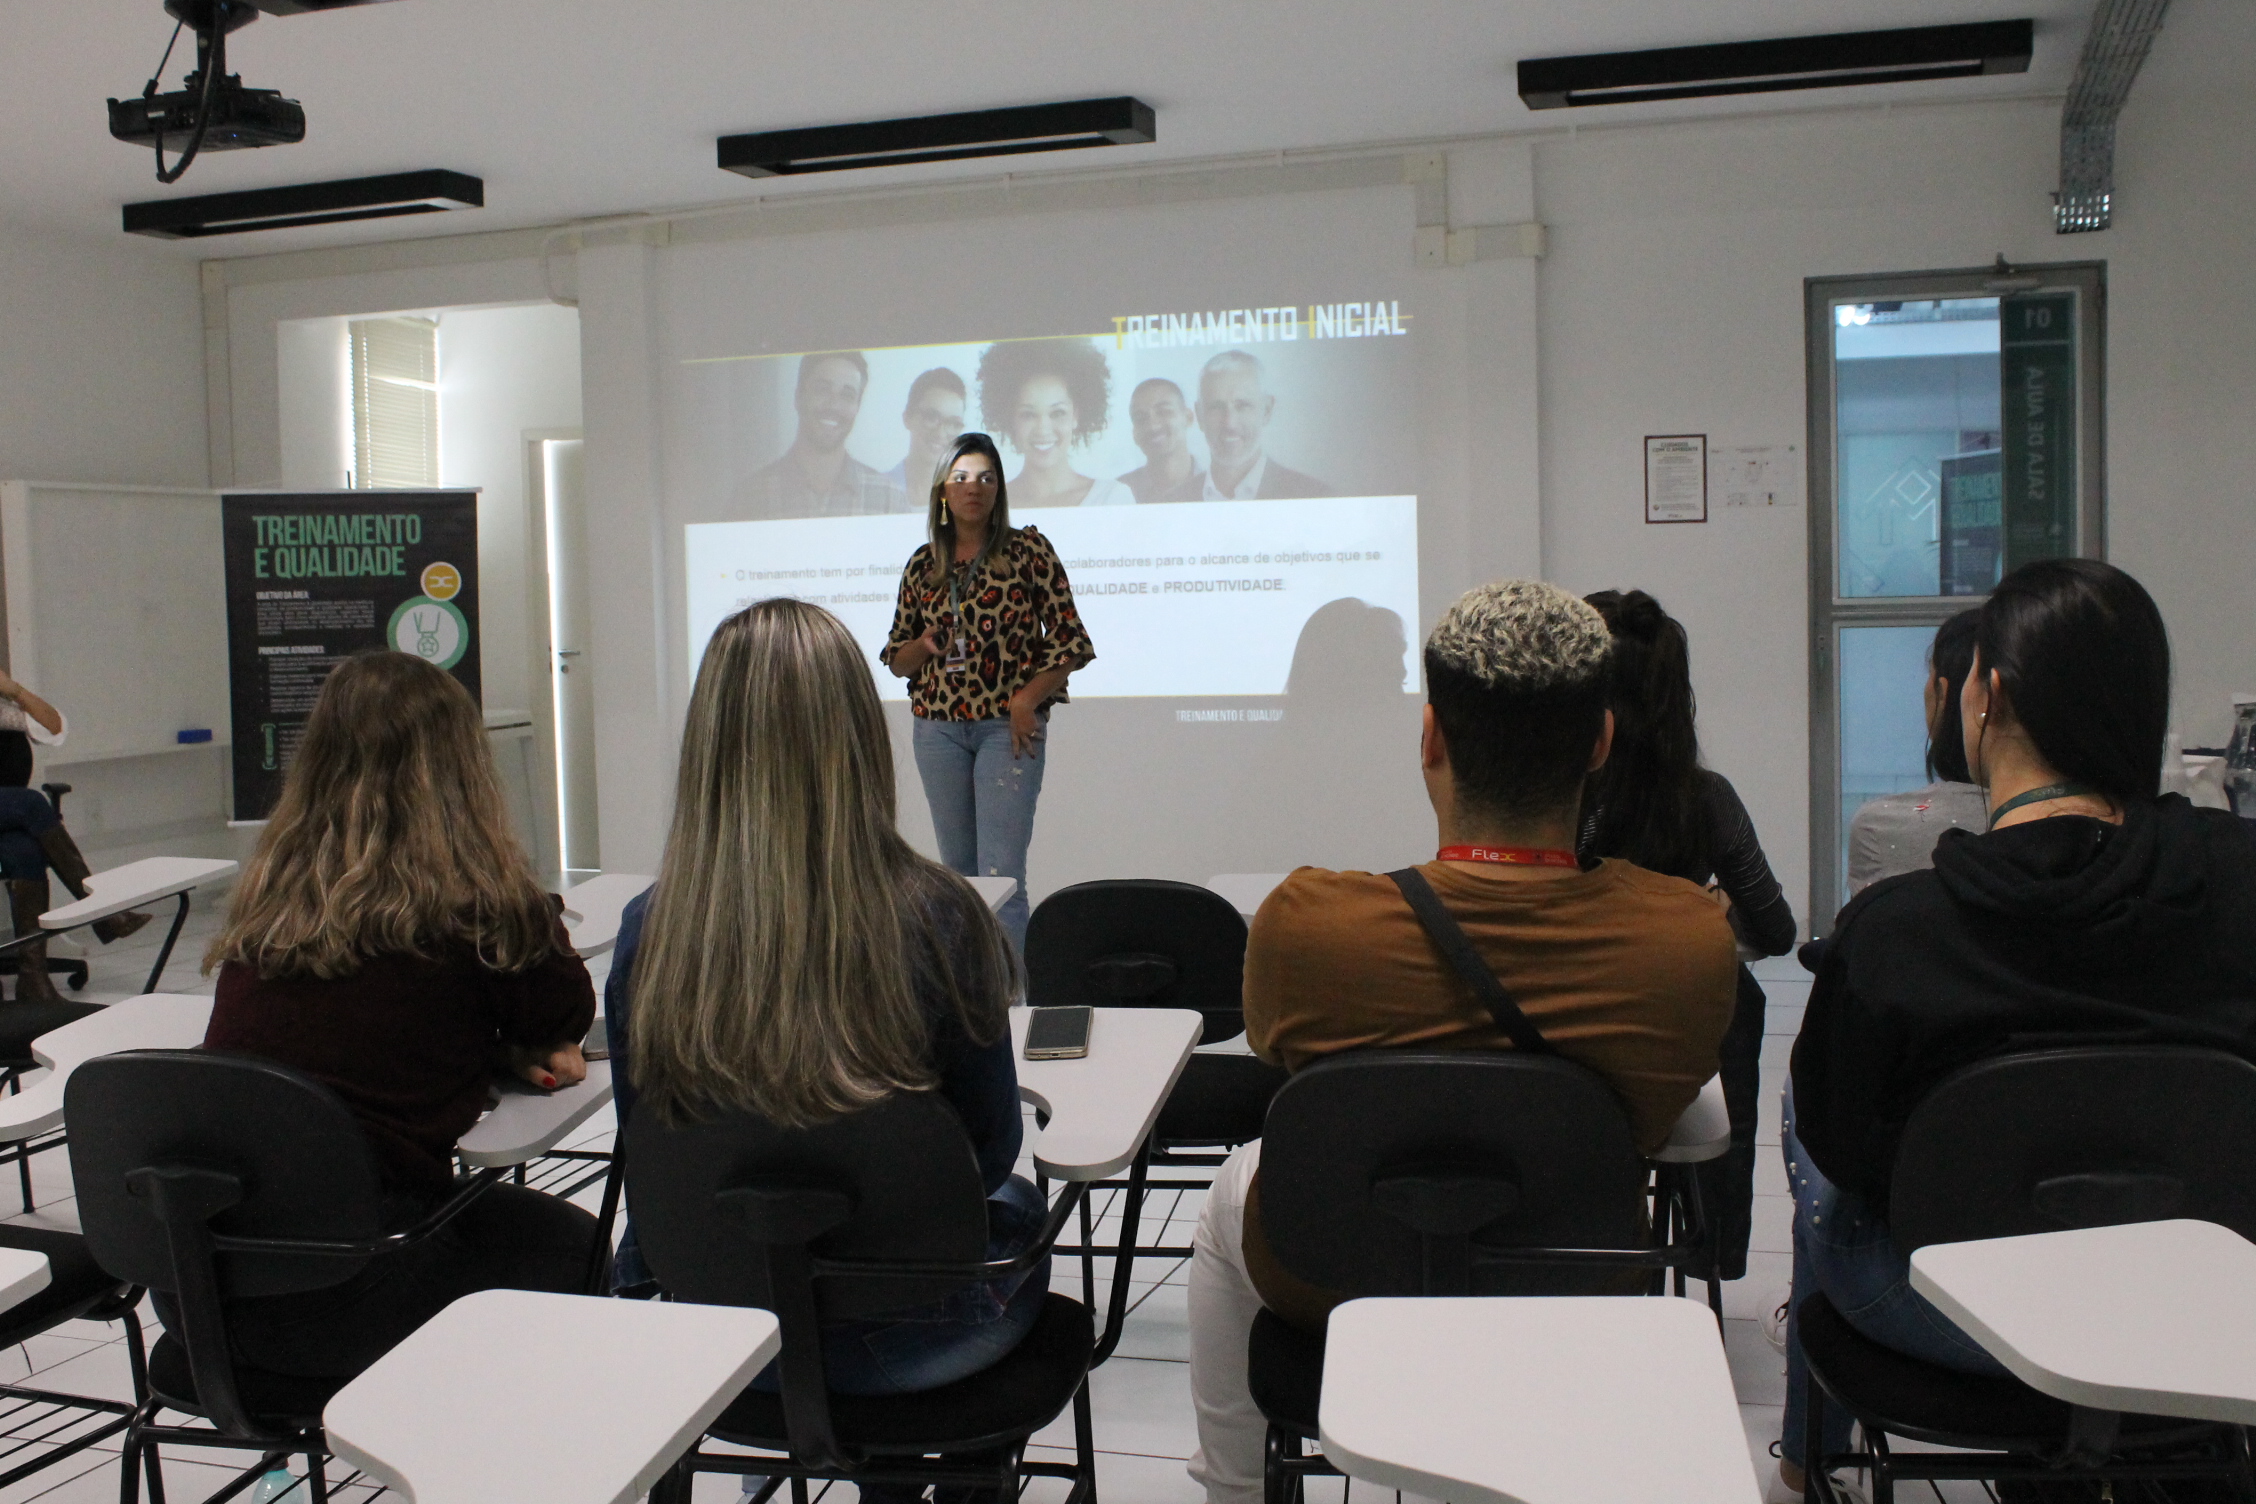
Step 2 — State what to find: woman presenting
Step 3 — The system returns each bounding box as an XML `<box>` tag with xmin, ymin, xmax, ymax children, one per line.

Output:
<box><xmin>883</xmin><ymin>432</ymin><xmax>1095</xmax><ymax>952</ymax></box>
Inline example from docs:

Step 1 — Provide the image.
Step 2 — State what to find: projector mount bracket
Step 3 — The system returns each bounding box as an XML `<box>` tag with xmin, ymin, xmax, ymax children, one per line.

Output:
<box><xmin>136</xmin><ymin>0</ymin><xmax>262</xmax><ymax>184</ymax></box>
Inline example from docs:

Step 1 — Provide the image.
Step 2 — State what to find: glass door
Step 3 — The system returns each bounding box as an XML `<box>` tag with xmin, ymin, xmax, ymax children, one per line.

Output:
<box><xmin>1806</xmin><ymin>264</ymin><xmax>2105</xmax><ymax>930</ymax></box>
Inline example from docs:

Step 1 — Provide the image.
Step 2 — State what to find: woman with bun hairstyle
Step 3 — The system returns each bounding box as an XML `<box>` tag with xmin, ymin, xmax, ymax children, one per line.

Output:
<box><xmin>201</xmin><ymin>651</ymin><xmax>597</xmax><ymax>1377</ymax></box>
<box><xmin>883</xmin><ymin>431</ymin><xmax>1095</xmax><ymax>952</ymax></box>
<box><xmin>1578</xmin><ymin>589</ymin><xmax>1796</xmax><ymax>1289</ymax></box>
<box><xmin>976</xmin><ymin>337</ymin><xmax>1132</xmax><ymax>508</ymax></box>
<box><xmin>1773</xmin><ymin>558</ymin><xmax>2256</xmax><ymax>1498</ymax></box>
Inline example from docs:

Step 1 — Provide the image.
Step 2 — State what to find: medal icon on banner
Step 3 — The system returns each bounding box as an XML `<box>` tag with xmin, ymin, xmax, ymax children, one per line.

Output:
<box><xmin>388</xmin><ymin>564</ymin><xmax>469</xmax><ymax>671</ymax></box>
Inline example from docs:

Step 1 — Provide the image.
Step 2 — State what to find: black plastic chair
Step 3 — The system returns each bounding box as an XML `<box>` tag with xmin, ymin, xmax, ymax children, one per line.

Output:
<box><xmin>1249</xmin><ymin>1050</ymin><xmax>1710</xmax><ymax>1504</ymax></box>
<box><xmin>1025</xmin><ymin>879</ymin><xmax>1289</xmax><ymax>1352</ymax></box>
<box><xmin>626</xmin><ymin>1089</ymin><xmax>1097</xmax><ymax>1504</ymax></box>
<box><xmin>67</xmin><ymin>1049</ymin><xmax>506</xmax><ymax>1504</ymax></box>
<box><xmin>0</xmin><ymin>1220</ymin><xmax>154</xmax><ymax>1491</ymax></box>
<box><xmin>1800</xmin><ymin>1045</ymin><xmax>2256</xmax><ymax>1504</ymax></box>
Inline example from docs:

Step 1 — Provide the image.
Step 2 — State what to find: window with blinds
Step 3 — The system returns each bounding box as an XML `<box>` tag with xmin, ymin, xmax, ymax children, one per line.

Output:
<box><xmin>349</xmin><ymin>316</ymin><xmax>439</xmax><ymax>488</ymax></box>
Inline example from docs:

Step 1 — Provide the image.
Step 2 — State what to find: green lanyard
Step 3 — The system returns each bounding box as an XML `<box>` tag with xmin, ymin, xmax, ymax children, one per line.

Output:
<box><xmin>1987</xmin><ymin>781</ymin><xmax>2099</xmax><ymax>830</ymax></box>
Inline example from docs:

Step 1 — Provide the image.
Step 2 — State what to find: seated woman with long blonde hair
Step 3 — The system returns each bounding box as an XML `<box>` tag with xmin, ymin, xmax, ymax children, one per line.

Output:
<box><xmin>202</xmin><ymin>651</ymin><xmax>598</xmax><ymax>1377</ymax></box>
<box><xmin>606</xmin><ymin>597</ymin><xmax>1045</xmax><ymax>1400</ymax></box>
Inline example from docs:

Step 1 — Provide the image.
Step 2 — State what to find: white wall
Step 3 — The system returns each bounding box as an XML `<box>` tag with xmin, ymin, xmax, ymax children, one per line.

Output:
<box><xmin>269</xmin><ymin>298</ymin><xmax>581</xmax><ymax>875</ymax></box>
<box><xmin>1533</xmin><ymin>99</ymin><xmax>2063</xmax><ymax>934</ymax></box>
<box><xmin>276</xmin><ymin>317</ymin><xmax>351</xmax><ymax>492</ymax></box>
<box><xmin>0</xmin><ymin>215</ymin><xmax>206</xmax><ymax>488</ymax></box>
<box><xmin>434</xmin><ymin>302</ymin><xmax>583</xmax><ymax>716</ymax></box>
<box><xmin>197</xmin><ymin>0</ymin><xmax>2256</xmax><ymax>924</ymax></box>
<box><xmin>2097</xmin><ymin>0</ymin><xmax>2256</xmax><ymax>749</ymax></box>
<box><xmin>0</xmin><ymin>216</ymin><xmax>228</xmax><ymax>865</ymax></box>
<box><xmin>1531</xmin><ymin>0</ymin><xmax>2256</xmax><ymax>932</ymax></box>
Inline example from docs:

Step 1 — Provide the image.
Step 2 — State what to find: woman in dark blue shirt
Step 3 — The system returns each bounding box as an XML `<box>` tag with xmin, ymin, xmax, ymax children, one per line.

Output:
<box><xmin>607</xmin><ymin>596</ymin><xmax>1043</xmax><ymax>1398</ymax></box>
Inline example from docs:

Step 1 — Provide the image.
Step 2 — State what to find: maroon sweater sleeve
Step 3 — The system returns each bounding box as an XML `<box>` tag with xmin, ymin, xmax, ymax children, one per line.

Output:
<box><xmin>204</xmin><ymin>919</ymin><xmax>596</xmax><ymax>1201</ymax></box>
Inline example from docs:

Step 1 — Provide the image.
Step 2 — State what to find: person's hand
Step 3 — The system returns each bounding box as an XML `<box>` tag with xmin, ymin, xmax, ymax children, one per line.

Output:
<box><xmin>892</xmin><ymin>627</ymin><xmax>946</xmax><ymax>678</ymax></box>
<box><xmin>509</xmin><ymin>1041</ymin><xmax>587</xmax><ymax>1092</ymax></box>
<box><xmin>1008</xmin><ymin>694</ymin><xmax>1045</xmax><ymax>758</ymax></box>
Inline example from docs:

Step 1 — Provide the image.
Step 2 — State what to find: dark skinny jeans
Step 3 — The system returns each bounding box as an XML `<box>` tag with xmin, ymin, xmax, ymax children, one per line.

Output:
<box><xmin>0</xmin><ymin>786</ymin><xmax>60</xmax><ymax>884</ymax></box>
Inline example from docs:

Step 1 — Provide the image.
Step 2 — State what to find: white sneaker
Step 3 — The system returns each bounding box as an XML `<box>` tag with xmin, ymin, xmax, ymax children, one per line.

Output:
<box><xmin>1764</xmin><ymin>1298</ymin><xmax>1790</xmax><ymax>1353</ymax></box>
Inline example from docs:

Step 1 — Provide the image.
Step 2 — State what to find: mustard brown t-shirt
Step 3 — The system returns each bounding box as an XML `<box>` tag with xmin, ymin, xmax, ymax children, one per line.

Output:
<box><xmin>1240</xmin><ymin>857</ymin><xmax>1739</xmax><ymax>1327</ymax></box>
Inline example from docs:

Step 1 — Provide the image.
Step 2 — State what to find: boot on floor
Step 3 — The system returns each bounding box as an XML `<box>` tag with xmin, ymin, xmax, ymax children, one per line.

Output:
<box><xmin>36</xmin><ymin>825</ymin><xmax>151</xmax><ymax>944</ymax></box>
<box><xmin>6</xmin><ymin>878</ymin><xmax>61</xmax><ymax>1005</ymax></box>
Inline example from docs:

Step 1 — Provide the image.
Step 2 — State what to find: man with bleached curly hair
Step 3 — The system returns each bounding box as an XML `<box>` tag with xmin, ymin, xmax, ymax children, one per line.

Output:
<box><xmin>1184</xmin><ymin>579</ymin><xmax>1739</xmax><ymax>1504</ymax></box>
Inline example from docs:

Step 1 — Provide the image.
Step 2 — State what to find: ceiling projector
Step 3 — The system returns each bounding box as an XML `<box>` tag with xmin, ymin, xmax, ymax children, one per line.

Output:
<box><xmin>108</xmin><ymin>0</ymin><xmax>404</xmax><ymax>182</ymax></box>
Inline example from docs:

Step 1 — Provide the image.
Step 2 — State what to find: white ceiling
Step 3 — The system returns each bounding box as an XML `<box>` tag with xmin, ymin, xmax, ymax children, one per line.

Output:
<box><xmin>3</xmin><ymin>0</ymin><xmax>2094</xmax><ymax>259</ymax></box>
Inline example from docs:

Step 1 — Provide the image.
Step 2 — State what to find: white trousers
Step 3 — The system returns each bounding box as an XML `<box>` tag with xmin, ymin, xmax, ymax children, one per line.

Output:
<box><xmin>1187</xmin><ymin>1140</ymin><xmax>1268</xmax><ymax>1504</ymax></box>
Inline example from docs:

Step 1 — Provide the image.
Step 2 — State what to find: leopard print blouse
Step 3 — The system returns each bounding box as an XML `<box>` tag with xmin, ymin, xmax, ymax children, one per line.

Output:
<box><xmin>882</xmin><ymin>525</ymin><xmax>1096</xmax><ymax>722</ymax></box>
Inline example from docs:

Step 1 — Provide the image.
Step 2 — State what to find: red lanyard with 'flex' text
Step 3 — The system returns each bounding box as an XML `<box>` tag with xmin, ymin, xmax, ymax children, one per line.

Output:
<box><xmin>1435</xmin><ymin>845</ymin><xmax>1580</xmax><ymax>869</ymax></box>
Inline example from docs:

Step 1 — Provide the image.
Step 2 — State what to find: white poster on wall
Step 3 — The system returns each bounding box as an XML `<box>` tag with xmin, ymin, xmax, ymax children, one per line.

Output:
<box><xmin>1644</xmin><ymin>434</ymin><xmax>1708</xmax><ymax>523</ymax></box>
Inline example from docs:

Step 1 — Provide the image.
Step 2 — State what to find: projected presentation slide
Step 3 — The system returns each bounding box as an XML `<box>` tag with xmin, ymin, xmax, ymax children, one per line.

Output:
<box><xmin>680</xmin><ymin>307</ymin><xmax>1419</xmax><ymax>700</ymax></box>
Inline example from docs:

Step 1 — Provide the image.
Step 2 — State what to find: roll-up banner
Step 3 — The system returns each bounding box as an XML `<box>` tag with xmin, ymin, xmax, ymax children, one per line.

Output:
<box><xmin>221</xmin><ymin>490</ymin><xmax>480</xmax><ymax>821</ymax></box>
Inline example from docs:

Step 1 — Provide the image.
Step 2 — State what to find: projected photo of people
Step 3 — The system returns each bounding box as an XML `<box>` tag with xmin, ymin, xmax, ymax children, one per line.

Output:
<box><xmin>737</xmin><ymin>350</ymin><xmax>901</xmax><ymax>519</ymax></box>
<box><xmin>977</xmin><ymin>337</ymin><xmax>1132</xmax><ymax>508</ymax></box>
<box><xmin>1119</xmin><ymin>377</ymin><xmax>1202</xmax><ymax>504</ymax></box>
<box><xmin>1191</xmin><ymin>350</ymin><xmax>1333</xmax><ymax>500</ymax></box>
<box><xmin>883</xmin><ymin>367</ymin><xmax>968</xmax><ymax>503</ymax></box>
<box><xmin>684</xmin><ymin>313</ymin><xmax>1421</xmax><ymax>704</ymax></box>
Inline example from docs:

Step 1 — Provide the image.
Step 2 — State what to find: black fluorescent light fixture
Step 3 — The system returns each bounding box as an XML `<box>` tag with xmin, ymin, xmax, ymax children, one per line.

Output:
<box><xmin>122</xmin><ymin>169</ymin><xmax>483</xmax><ymax>238</ymax></box>
<box><xmin>719</xmin><ymin>96</ymin><xmax>1155</xmax><ymax>178</ymax></box>
<box><xmin>1517</xmin><ymin>19</ymin><xmax>2033</xmax><ymax>109</ymax></box>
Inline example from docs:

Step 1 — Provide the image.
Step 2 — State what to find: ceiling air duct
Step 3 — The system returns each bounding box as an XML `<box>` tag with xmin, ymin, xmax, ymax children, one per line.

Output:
<box><xmin>2054</xmin><ymin>0</ymin><xmax>2172</xmax><ymax>233</ymax></box>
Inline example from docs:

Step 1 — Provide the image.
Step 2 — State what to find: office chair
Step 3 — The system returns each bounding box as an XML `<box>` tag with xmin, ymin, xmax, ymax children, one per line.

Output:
<box><xmin>68</xmin><ymin>1049</ymin><xmax>509</xmax><ymax>1504</ymax></box>
<box><xmin>1798</xmin><ymin>1045</ymin><xmax>2256</xmax><ymax>1504</ymax></box>
<box><xmin>627</xmin><ymin>1090</ymin><xmax>1097</xmax><ymax>1504</ymax></box>
<box><xmin>1025</xmin><ymin>878</ymin><xmax>1288</xmax><ymax>1353</ymax></box>
<box><xmin>1249</xmin><ymin>1049</ymin><xmax>1715</xmax><ymax>1504</ymax></box>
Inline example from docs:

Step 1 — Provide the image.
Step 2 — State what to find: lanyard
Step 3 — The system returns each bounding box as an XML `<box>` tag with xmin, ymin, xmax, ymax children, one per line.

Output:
<box><xmin>1986</xmin><ymin>781</ymin><xmax>2100</xmax><ymax>830</ymax></box>
<box><xmin>943</xmin><ymin>557</ymin><xmax>980</xmax><ymax>670</ymax></box>
<box><xmin>1436</xmin><ymin>845</ymin><xmax>1581</xmax><ymax>869</ymax></box>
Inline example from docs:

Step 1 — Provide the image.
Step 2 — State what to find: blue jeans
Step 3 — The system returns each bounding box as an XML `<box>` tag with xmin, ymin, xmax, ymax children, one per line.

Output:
<box><xmin>1779</xmin><ymin>1085</ymin><xmax>2009</xmax><ymax>1468</ymax></box>
<box><xmin>0</xmin><ymin>787</ymin><xmax>59</xmax><ymax>883</ymax></box>
<box><xmin>614</xmin><ymin>1174</ymin><xmax>1051</xmax><ymax>1396</ymax></box>
<box><xmin>912</xmin><ymin>715</ymin><xmax>1046</xmax><ymax>953</ymax></box>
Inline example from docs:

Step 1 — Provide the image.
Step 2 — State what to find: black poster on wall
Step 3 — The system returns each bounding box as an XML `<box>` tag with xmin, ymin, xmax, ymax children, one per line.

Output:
<box><xmin>221</xmin><ymin>490</ymin><xmax>480</xmax><ymax>820</ymax></box>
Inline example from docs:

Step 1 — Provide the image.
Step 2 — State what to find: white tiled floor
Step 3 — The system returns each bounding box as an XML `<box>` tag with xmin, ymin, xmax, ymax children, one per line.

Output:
<box><xmin>0</xmin><ymin>940</ymin><xmax>1947</xmax><ymax>1502</ymax></box>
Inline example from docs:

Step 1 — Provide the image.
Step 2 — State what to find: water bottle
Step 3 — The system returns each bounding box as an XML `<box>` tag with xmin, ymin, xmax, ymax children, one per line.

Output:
<box><xmin>2225</xmin><ymin>697</ymin><xmax>2256</xmax><ymax>837</ymax></box>
<box><xmin>250</xmin><ymin>1466</ymin><xmax>304</xmax><ymax>1502</ymax></box>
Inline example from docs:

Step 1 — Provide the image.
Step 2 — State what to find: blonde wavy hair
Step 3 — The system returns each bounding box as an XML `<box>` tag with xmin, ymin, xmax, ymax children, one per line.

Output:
<box><xmin>206</xmin><ymin>652</ymin><xmax>559</xmax><ymax>979</ymax></box>
<box><xmin>628</xmin><ymin>598</ymin><xmax>1012</xmax><ymax>1126</ymax></box>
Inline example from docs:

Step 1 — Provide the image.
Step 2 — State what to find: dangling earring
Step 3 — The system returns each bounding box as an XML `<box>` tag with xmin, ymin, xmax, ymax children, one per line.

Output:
<box><xmin>942</xmin><ymin>500</ymin><xmax>952</xmax><ymax>524</ymax></box>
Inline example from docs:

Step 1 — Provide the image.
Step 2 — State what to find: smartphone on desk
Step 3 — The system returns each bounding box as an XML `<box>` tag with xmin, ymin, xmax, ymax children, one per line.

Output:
<box><xmin>1024</xmin><ymin>1005</ymin><xmax>1092</xmax><ymax>1060</ymax></box>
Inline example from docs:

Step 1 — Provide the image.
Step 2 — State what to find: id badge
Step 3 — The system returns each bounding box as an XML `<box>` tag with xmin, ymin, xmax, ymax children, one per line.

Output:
<box><xmin>944</xmin><ymin>633</ymin><xmax>969</xmax><ymax>673</ymax></box>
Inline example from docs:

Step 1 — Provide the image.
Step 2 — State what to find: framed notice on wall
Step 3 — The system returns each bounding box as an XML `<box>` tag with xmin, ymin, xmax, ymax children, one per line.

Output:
<box><xmin>1644</xmin><ymin>435</ymin><xmax>1707</xmax><ymax>523</ymax></box>
<box><xmin>221</xmin><ymin>490</ymin><xmax>480</xmax><ymax>821</ymax></box>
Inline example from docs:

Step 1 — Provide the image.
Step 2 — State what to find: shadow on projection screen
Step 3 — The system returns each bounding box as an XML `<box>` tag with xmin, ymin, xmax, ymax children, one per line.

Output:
<box><xmin>678</xmin><ymin>307</ymin><xmax>1426</xmax><ymax>876</ymax></box>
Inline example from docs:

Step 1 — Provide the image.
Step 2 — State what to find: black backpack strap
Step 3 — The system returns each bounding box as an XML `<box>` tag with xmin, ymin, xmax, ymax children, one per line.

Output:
<box><xmin>1387</xmin><ymin>866</ymin><xmax>1554</xmax><ymax>1056</ymax></box>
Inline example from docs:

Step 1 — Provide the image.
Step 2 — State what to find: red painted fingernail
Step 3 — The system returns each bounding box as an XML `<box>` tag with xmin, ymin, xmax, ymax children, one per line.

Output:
<box><xmin>540</xmin><ymin>1073</ymin><xmax>557</xmax><ymax>1089</ymax></box>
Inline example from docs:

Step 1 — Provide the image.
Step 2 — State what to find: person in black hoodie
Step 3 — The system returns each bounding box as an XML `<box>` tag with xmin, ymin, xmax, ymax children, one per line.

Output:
<box><xmin>1579</xmin><ymin>589</ymin><xmax>1797</xmax><ymax>1286</ymax></box>
<box><xmin>1772</xmin><ymin>558</ymin><xmax>2256</xmax><ymax>1500</ymax></box>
